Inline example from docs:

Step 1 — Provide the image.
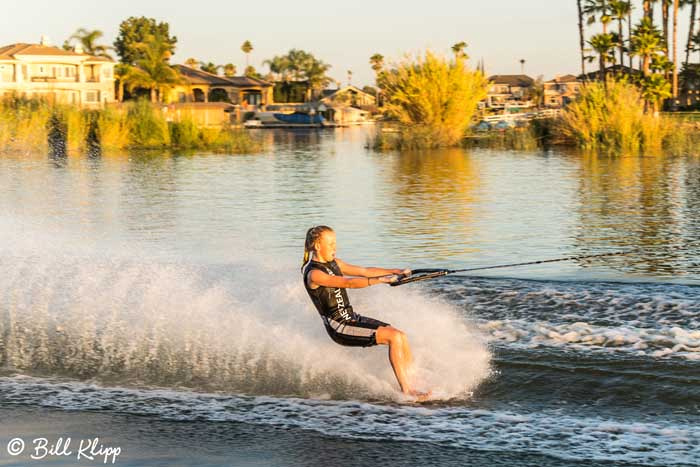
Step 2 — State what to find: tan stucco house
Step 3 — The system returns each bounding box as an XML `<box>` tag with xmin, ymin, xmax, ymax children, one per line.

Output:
<box><xmin>544</xmin><ymin>74</ymin><xmax>582</xmax><ymax>108</ymax></box>
<box><xmin>0</xmin><ymin>37</ymin><xmax>115</xmax><ymax>107</ymax></box>
<box><xmin>320</xmin><ymin>85</ymin><xmax>376</xmax><ymax>108</ymax></box>
<box><xmin>486</xmin><ymin>75</ymin><xmax>535</xmax><ymax>109</ymax></box>
<box><xmin>170</xmin><ymin>65</ymin><xmax>273</xmax><ymax>107</ymax></box>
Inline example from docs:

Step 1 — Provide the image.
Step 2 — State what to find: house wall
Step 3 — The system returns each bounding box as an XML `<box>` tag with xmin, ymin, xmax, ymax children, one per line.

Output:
<box><xmin>0</xmin><ymin>56</ymin><xmax>115</xmax><ymax>107</ymax></box>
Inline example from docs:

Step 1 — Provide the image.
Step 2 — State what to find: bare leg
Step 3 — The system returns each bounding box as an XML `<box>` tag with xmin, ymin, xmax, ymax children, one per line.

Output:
<box><xmin>376</xmin><ymin>326</ymin><xmax>419</xmax><ymax>395</ymax></box>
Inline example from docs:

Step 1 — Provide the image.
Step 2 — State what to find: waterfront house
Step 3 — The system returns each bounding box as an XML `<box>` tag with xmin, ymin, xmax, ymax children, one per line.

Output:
<box><xmin>543</xmin><ymin>74</ymin><xmax>582</xmax><ymax>108</ymax></box>
<box><xmin>0</xmin><ymin>37</ymin><xmax>115</xmax><ymax>107</ymax></box>
<box><xmin>320</xmin><ymin>85</ymin><xmax>376</xmax><ymax>109</ymax></box>
<box><xmin>170</xmin><ymin>65</ymin><xmax>273</xmax><ymax>107</ymax></box>
<box><xmin>486</xmin><ymin>75</ymin><xmax>534</xmax><ymax>109</ymax></box>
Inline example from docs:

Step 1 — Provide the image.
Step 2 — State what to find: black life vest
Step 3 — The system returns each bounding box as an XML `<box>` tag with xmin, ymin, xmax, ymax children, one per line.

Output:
<box><xmin>302</xmin><ymin>259</ymin><xmax>357</xmax><ymax>323</ymax></box>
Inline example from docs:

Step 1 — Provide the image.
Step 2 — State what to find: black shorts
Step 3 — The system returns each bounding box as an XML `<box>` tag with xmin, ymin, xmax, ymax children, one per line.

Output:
<box><xmin>323</xmin><ymin>315</ymin><xmax>390</xmax><ymax>347</ymax></box>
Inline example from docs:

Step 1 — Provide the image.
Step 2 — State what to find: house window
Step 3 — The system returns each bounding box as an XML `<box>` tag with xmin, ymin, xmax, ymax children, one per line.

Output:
<box><xmin>84</xmin><ymin>90</ymin><xmax>99</xmax><ymax>103</ymax></box>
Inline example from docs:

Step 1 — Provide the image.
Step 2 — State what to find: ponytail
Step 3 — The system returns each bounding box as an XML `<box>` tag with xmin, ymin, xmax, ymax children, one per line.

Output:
<box><xmin>301</xmin><ymin>225</ymin><xmax>333</xmax><ymax>272</ymax></box>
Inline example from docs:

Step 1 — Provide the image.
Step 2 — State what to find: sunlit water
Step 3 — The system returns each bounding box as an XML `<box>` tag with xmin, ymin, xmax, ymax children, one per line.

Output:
<box><xmin>1</xmin><ymin>127</ymin><xmax>698</xmax><ymax>466</ymax></box>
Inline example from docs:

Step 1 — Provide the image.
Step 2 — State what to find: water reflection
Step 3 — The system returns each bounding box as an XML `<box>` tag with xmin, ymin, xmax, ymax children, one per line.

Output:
<box><xmin>574</xmin><ymin>154</ymin><xmax>697</xmax><ymax>278</ymax></box>
<box><xmin>1</xmin><ymin>127</ymin><xmax>698</xmax><ymax>283</ymax></box>
<box><xmin>378</xmin><ymin>148</ymin><xmax>481</xmax><ymax>263</ymax></box>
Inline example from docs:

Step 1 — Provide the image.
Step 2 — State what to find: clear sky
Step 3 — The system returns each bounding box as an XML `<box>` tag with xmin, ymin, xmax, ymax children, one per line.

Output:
<box><xmin>3</xmin><ymin>1</ymin><xmax>696</xmax><ymax>87</ymax></box>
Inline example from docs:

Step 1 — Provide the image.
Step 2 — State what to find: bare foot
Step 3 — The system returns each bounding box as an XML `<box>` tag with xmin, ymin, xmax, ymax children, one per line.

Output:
<box><xmin>406</xmin><ymin>389</ymin><xmax>432</xmax><ymax>402</ymax></box>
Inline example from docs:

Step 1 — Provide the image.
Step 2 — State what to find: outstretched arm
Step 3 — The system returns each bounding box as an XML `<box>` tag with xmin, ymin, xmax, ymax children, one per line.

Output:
<box><xmin>335</xmin><ymin>258</ymin><xmax>410</xmax><ymax>278</ymax></box>
<box><xmin>307</xmin><ymin>268</ymin><xmax>396</xmax><ymax>289</ymax></box>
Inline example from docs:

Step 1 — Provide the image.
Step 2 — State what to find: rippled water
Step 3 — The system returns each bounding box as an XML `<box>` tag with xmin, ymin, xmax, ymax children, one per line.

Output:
<box><xmin>1</xmin><ymin>127</ymin><xmax>698</xmax><ymax>466</ymax></box>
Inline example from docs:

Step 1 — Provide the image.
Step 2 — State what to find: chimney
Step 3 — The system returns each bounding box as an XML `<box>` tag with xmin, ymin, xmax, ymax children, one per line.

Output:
<box><xmin>40</xmin><ymin>35</ymin><xmax>51</xmax><ymax>46</ymax></box>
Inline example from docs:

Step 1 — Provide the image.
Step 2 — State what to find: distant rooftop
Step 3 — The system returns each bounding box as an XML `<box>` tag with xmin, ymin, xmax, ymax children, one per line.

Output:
<box><xmin>546</xmin><ymin>74</ymin><xmax>579</xmax><ymax>83</ymax></box>
<box><xmin>0</xmin><ymin>43</ymin><xmax>111</xmax><ymax>62</ymax></box>
<box><xmin>488</xmin><ymin>74</ymin><xmax>534</xmax><ymax>87</ymax></box>
<box><xmin>176</xmin><ymin>65</ymin><xmax>271</xmax><ymax>87</ymax></box>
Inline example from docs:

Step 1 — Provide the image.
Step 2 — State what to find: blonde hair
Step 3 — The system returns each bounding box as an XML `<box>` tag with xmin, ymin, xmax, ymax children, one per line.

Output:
<box><xmin>301</xmin><ymin>225</ymin><xmax>333</xmax><ymax>272</ymax></box>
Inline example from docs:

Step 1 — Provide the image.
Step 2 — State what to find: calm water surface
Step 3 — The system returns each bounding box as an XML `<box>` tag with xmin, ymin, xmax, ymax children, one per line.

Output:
<box><xmin>0</xmin><ymin>127</ymin><xmax>698</xmax><ymax>466</ymax></box>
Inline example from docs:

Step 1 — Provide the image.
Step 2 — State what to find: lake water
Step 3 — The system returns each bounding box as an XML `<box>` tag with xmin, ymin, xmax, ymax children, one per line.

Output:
<box><xmin>0</xmin><ymin>127</ymin><xmax>698</xmax><ymax>466</ymax></box>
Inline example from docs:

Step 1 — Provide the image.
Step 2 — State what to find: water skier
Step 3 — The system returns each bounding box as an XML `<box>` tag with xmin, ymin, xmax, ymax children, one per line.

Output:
<box><xmin>301</xmin><ymin>225</ymin><xmax>429</xmax><ymax>399</ymax></box>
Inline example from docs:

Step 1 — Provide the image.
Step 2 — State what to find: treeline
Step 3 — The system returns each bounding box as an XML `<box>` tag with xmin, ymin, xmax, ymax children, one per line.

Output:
<box><xmin>577</xmin><ymin>0</ymin><xmax>700</xmax><ymax>110</ymax></box>
<box><xmin>61</xmin><ymin>17</ymin><xmax>335</xmax><ymax>103</ymax></box>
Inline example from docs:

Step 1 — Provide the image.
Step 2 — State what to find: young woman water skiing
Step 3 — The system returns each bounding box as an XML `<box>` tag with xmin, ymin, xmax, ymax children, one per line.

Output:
<box><xmin>301</xmin><ymin>225</ymin><xmax>430</xmax><ymax>399</ymax></box>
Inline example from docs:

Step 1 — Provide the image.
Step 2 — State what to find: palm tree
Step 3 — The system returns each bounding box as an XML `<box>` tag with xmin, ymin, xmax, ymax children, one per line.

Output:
<box><xmin>609</xmin><ymin>1</ymin><xmax>632</xmax><ymax>72</ymax></box>
<box><xmin>684</xmin><ymin>0</ymin><xmax>698</xmax><ymax>67</ymax></box>
<box><xmin>451</xmin><ymin>41</ymin><xmax>468</xmax><ymax>59</ymax></box>
<box><xmin>369</xmin><ymin>53</ymin><xmax>385</xmax><ymax>106</ymax></box>
<box><xmin>528</xmin><ymin>76</ymin><xmax>545</xmax><ymax>108</ymax></box>
<box><xmin>578</xmin><ymin>0</ymin><xmax>587</xmax><ymax>76</ymax></box>
<box><xmin>124</xmin><ymin>33</ymin><xmax>181</xmax><ymax>102</ymax></box>
<box><xmin>631</xmin><ymin>17</ymin><xmax>664</xmax><ymax>76</ymax></box>
<box><xmin>662</xmin><ymin>0</ymin><xmax>672</xmax><ymax>60</ymax></box>
<box><xmin>263</xmin><ymin>55</ymin><xmax>291</xmax><ymax>82</ymax></box>
<box><xmin>306</xmin><ymin>59</ymin><xmax>332</xmax><ymax>100</ymax></box>
<box><xmin>66</xmin><ymin>28</ymin><xmax>112</xmax><ymax>59</ymax></box>
<box><xmin>640</xmin><ymin>73</ymin><xmax>672</xmax><ymax>113</ymax></box>
<box><xmin>223</xmin><ymin>63</ymin><xmax>237</xmax><ymax>77</ymax></box>
<box><xmin>200</xmin><ymin>62</ymin><xmax>220</xmax><ymax>74</ymax></box>
<box><xmin>672</xmin><ymin>0</ymin><xmax>680</xmax><ymax>99</ymax></box>
<box><xmin>241</xmin><ymin>40</ymin><xmax>253</xmax><ymax>67</ymax></box>
<box><xmin>114</xmin><ymin>63</ymin><xmax>131</xmax><ymax>102</ymax></box>
<box><xmin>585</xmin><ymin>0</ymin><xmax>611</xmax><ymax>34</ymax></box>
<box><xmin>588</xmin><ymin>33</ymin><xmax>617</xmax><ymax>81</ymax></box>
<box><xmin>369</xmin><ymin>53</ymin><xmax>384</xmax><ymax>74</ymax></box>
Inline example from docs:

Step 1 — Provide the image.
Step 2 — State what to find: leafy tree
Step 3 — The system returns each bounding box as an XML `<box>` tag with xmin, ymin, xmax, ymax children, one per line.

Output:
<box><xmin>184</xmin><ymin>57</ymin><xmax>199</xmax><ymax>67</ymax></box>
<box><xmin>63</xmin><ymin>28</ymin><xmax>112</xmax><ymax>59</ymax></box>
<box><xmin>114</xmin><ymin>16</ymin><xmax>177</xmax><ymax>65</ymax></box>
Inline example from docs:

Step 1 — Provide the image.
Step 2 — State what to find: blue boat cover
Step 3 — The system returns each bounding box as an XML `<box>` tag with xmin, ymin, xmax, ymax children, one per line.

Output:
<box><xmin>273</xmin><ymin>112</ymin><xmax>324</xmax><ymax>124</ymax></box>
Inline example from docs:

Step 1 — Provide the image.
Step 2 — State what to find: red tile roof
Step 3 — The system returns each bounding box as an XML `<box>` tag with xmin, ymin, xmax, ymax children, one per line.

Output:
<box><xmin>0</xmin><ymin>43</ymin><xmax>111</xmax><ymax>62</ymax></box>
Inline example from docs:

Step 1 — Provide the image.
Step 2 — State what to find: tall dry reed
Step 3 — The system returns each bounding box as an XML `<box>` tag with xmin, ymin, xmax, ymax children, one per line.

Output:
<box><xmin>379</xmin><ymin>51</ymin><xmax>489</xmax><ymax>149</ymax></box>
<box><xmin>558</xmin><ymin>79</ymin><xmax>673</xmax><ymax>153</ymax></box>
